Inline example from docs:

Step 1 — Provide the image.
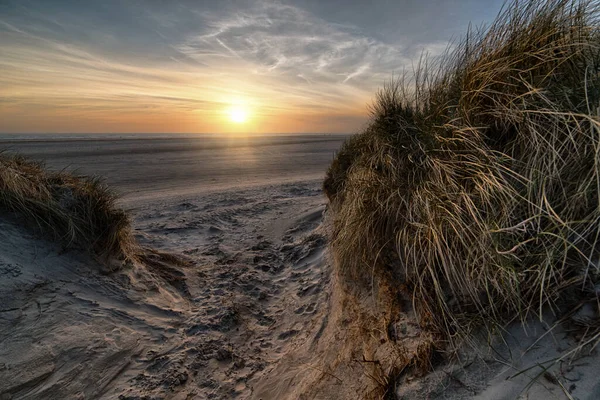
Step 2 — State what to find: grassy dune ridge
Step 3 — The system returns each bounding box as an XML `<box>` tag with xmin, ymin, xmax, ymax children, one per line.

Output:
<box><xmin>325</xmin><ymin>0</ymin><xmax>600</xmax><ymax>347</ymax></box>
<box><xmin>0</xmin><ymin>153</ymin><xmax>135</xmax><ymax>269</ymax></box>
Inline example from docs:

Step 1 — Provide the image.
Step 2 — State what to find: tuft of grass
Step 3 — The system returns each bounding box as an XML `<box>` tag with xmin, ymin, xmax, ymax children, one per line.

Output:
<box><xmin>325</xmin><ymin>0</ymin><xmax>600</xmax><ymax>349</ymax></box>
<box><xmin>0</xmin><ymin>153</ymin><xmax>136</xmax><ymax>269</ymax></box>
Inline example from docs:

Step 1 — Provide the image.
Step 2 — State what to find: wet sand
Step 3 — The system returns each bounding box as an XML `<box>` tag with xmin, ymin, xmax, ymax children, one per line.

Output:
<box><xmin>0</xmin><ymin>134</ymin><xmax>348</xmax><ymax>204</ymax></box>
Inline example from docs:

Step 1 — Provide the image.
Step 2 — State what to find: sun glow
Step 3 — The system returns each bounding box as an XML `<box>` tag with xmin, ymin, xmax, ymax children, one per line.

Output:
<box><xmin>228</xmin><ymin>106</ymin><xmax>249</xmax><ymax>124</ymax></box>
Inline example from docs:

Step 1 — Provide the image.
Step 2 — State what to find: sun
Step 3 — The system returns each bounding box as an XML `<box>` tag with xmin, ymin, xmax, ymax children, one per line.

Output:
<box><xmin>228</xmin><ymin>106</ymin><xmax>248</xmax><ymax>124</ymax></box>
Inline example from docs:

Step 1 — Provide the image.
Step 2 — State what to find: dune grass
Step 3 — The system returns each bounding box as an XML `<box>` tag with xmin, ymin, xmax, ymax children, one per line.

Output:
<box><xmin>0</xmin><ymin>153</ymin><xmax>135</xmax><ymax>269</ymax></box>
<box><xmin>325</xmin><ymin>0</ymin><xmax>600</xmax><ymax>348</ymax></box>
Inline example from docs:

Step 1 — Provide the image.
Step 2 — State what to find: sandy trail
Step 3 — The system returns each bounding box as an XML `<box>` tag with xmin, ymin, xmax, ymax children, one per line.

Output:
<box><xmin>123</xmin><ymin>180</ymin><xmax>331</xmax><ymax>399</ymax></box>
<box><xmin>0</xmin><ymin>179</ymin><xmax>331</xmax><ymax>399</ymax></box>
<box><xmin>0</xmin><ymin>135</ymin><xmax>338</xmax><ymax>399</ymax></box>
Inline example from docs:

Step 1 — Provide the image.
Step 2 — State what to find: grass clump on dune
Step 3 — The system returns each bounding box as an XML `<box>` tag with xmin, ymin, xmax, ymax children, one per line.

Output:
<box><xmin>325</xmin><ymin>0</ymin><xmax>600</xmax><ymax>348</ymax></box>
<box><xmin>0</xmin><ymin>153</ymin><xmax>135</xmax><ymax>269</ymax></box>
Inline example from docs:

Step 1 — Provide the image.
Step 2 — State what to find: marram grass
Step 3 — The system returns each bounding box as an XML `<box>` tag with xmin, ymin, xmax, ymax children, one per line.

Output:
<box><xmin>325</xmin><ymin>0</ymin><xmax>600</xmax><ymax>346</ymax></box>
<box><xmin>0</xmin><ymin>153</ymin><xmax>135</xmax><ymax>269</ymax></box>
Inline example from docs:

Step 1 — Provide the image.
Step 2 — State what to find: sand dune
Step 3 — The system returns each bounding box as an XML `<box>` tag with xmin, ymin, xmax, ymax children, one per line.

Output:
<box><xmin>0</xmin><ymin>179</ymin><xmax>331</xmax><ymax>399</ymax></box>
<box><xmin>0</xmin><ymin>214</ymin><xmax>187</xmax><ymax>398</ymax></box>
<box><xmin>0</xmin><ymin>136</ymin><xmax>335</xmax><ymax>399</ymax></box>
<box><xmin>2</xmin><ymin>135</ymin><xmax>600</xmax><ymax>399</ymax></box>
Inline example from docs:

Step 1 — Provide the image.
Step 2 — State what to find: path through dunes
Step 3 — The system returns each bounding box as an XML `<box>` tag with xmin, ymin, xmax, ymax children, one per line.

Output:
<box><xmin>123</xmin><ymin>180</ymin><xmax>331</xmax><ymax>399</ymax></box>
<box><xmin>0</xmin><ymin>135</ymin><xmax>341</xmax><ymax>399</ymax></box>
<box><xmin>0</xmin><ymin>179</ymin><xmax>332</xmax><ymax>399</ymax></box>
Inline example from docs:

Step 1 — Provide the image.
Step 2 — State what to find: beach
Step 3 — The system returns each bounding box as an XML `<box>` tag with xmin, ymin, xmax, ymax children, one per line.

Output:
<box><xmin>0</xmin><ymin>134</ymin><xmax>348</xmax><ymax>205</ymax></box>
<box><xmin>0</xmin><ymin>134</ymin><xmax>344</xmax><ymax>399</ymax></box>
<box><xmin>5</xmin><ymin>0</ymin><xmax>600</xmax><ymax>398</ymax></box>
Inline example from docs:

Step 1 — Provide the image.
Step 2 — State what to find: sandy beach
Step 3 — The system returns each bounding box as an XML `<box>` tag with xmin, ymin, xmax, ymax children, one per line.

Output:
<box><xmin>5</xmin><ymin>0</ymin><xmax>600</xmax><ymax>398</ymax></box>
<box><xmin>0</xmin><ymin>134</ymin><xmax>348</xmax><ymax>205</ymax></box>
<box><xmin>0</xmin><ymin>134</ymin><xmax>343</xmax><ymax>399</ymax></box>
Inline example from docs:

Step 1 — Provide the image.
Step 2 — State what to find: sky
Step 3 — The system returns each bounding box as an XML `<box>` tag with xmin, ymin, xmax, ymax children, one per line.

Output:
<box><xmin>0</xmin><ymin>0</ymin><xmax>506</xmax><ymax>134</ymax></box>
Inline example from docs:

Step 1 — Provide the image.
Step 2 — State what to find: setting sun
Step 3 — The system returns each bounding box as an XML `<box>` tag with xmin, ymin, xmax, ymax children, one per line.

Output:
<box><xmin>228</xmin><ymin>106</ymin><xmax>248</xmax><ymax>124</ymax></box>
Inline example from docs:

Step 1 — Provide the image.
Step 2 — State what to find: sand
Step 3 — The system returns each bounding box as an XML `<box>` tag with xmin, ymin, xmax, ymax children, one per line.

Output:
<box><xmin>1</xmin><ymin>134</ymin><xmax>600</xmax><ymax>399</ymax></box>
<box><xmin>0</xmin><ymin>134</ymin><xmax>346</xmax><ymax>205</ymax></box>
<box><xmin>0</xmin><ymin>135</ymin><xmax>336</xmax><ymax>399</ymax></box>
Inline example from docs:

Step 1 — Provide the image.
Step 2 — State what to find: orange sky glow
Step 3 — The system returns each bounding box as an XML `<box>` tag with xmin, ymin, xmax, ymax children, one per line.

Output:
<box><xmin>0</xmin><ymin>1</ymin><xmax>504</xmax><ymax>134</ymax></box>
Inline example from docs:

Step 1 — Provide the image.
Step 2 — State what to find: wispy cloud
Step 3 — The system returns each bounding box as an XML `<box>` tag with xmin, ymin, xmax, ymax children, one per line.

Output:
<box><xmin>176</xmin><ymin>2</ymin><xmax>409</xmax><ymax>87</ymax></box>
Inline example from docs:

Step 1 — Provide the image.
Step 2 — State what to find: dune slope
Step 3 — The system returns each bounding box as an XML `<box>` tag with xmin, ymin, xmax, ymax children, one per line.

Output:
<box><xmin>319</xmin><ymin>0</ymin><xmax>600</xmax><ymax>398</ymax></box>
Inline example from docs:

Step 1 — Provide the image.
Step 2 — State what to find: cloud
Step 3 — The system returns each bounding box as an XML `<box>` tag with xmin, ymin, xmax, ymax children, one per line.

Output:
<box><xmin>175</xmin><ymin>1</ymin><xmax>410</xmax><ymax>89</ymax></box>
<box><xmin>0</xmin><ymin>0</ymin><xmax>466</xmax><ymax>133</ymax></box>
<box><xmin>343</xmin><ymin>64</ymin><xmax>370</xmax><ymax>83</ymax></box>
